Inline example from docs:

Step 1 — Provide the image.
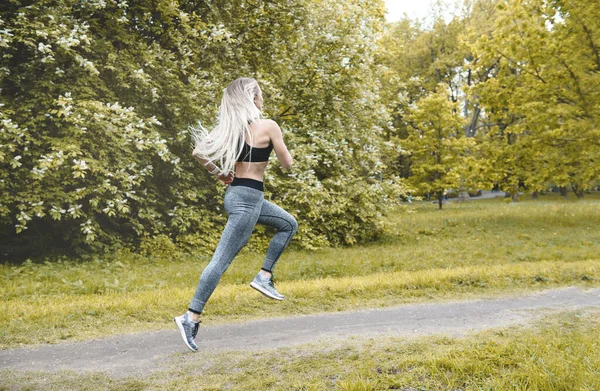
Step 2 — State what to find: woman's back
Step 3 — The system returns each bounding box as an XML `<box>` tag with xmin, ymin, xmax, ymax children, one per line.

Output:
<box><xmin>235</xmin><ymin>119</ymin><xmax>292</xmax><ymax>181</ymax></box>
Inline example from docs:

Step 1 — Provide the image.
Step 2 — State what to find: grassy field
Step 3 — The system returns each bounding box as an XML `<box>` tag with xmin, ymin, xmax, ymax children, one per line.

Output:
<box><xmin>2</xmin><ymin>309</ymin><xmax>599</xmax><ymax>390</ymax></box>
<box><xmin>1</xmin><ymin>193</ymin><xmax>599</xmax><ymax>349</ymax></box>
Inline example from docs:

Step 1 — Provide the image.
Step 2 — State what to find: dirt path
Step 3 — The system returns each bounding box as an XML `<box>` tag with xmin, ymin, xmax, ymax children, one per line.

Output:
<box><xmin>1</xmin><ymin>286</ymin><xmax>598</xmax><ymax>377</ymax></box>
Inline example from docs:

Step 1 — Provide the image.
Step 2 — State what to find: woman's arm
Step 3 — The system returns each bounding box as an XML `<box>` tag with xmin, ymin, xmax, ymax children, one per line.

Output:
<box><xmin>192</xmin><ymin>149</ymin><xmax>234</xmax><ymax>184</ymax></box>
<box><xmin>266</xmin><ymin>120</ymin><xmax>293</xmax><ymax>170</ymax></box>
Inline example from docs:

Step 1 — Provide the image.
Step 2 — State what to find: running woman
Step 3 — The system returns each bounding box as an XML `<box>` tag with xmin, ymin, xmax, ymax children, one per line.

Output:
<box><xmin>174</xmin><ymin>77</ymin><xmax>298</xmax><ymax>352</ymax></box>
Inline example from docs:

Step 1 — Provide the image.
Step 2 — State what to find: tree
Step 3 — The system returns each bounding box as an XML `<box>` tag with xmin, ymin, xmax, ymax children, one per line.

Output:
<box><xmin>379</xmin><ymin>10</ymin><xmax>482</xmax><ymax>195</ymax></box>
<box><xmin>470</xmin><ymin>0</ymin><xmax>600</xmax><ymax>199</ymax></box>
<box><xmin>379</xmin><ymin>14</ymin><xmax>469</xmax><ymax>140</ymax></box>
<box><xmin>460</xmin><ymin>0</ymin><xmax>501</xmax><ymax>138</ymax></box>
<box><xmin>403</xmin><ymin>85</ymin><xmax>473</xmax><ymax>209</ymax></box>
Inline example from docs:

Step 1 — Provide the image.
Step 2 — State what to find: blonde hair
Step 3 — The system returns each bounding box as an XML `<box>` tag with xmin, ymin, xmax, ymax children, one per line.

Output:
<box><xmin>190</xmin><ymin>77</ymin><xmax>262</xmax><ymax>174</ymax></box>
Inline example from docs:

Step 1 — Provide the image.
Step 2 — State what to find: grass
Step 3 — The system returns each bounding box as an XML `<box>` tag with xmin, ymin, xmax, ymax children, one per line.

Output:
<box><xmin>2</xmin><ymin>309</ymin><xmax>599</xmax><ymax>390</ymax></box>
<box><xmin>1</xmin><ymin>193</ymin><xmax>599</xmax><ymax>348</ymax></box>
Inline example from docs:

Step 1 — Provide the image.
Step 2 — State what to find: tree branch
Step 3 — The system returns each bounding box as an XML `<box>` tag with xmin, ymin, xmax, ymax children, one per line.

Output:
<box><xmin>573</xmin><ymin>13</ymin><xmax>600</xmax><ymax>71</ymax></box>
<box><xmin>558</xmin><ymin>58</ymin><xmax>590</xmax><ymax>117</ymax></box>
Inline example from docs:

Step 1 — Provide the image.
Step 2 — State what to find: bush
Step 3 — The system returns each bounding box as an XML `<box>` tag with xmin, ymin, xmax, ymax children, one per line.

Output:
<box><xmin>0</xmin><ymin>0</ymin><xmax>404</xmax><ymax>260</ymax></box>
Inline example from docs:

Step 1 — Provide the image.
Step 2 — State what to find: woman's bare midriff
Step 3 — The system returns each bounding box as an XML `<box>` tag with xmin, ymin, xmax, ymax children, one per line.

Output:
<box><xmin>235</xmin><ymin>161</ymin><xmax>269</xmax><ymax>181</ymax></box>
<box><xmin>234</xmin><ymin>121</ymin><xmax>272</xmax><ymax>181</ymax></box>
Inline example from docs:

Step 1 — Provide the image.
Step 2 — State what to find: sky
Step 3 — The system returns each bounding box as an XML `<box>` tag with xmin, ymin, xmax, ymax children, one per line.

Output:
<box><xmin>384</xmin><ymin>0</ymin><xmax>461</xmax><ymax>23</ymax></box>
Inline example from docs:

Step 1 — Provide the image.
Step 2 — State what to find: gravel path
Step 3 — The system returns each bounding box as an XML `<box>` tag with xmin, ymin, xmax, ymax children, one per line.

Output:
<box><xmin>1</xmin><ymin>286</ymin><xmax>598</xmax><ymax>377</ymax></box>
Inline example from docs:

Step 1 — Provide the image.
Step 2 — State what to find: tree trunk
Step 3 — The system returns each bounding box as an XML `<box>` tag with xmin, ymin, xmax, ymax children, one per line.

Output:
<box><xmin>572</xmin><ymin>184</ymin><xmax>584</xmax><ymax>199</ymax></box>
<box><xmin>463</xmin><ymin>68</ymin><xmax>471</xmax><ymax>134</ymax></box>
<box><xmin>512</xmin><ymin>182</ymin><xmax>520</xmax><ymax>202</ymax></box>
<box><xmin>437</xmin><ymin>191</ymin><xmax>444</xmax><ymax>210</ymax></box>
<box><xmin>560</xmin><ymin>186</ymin><xmax>569</xmax><ymax>200</ymax></box>
<box><xmin>532</xmin><ymin>191</ymin><xmax>539</xmax><ymax>200</ymax></box>
<box><xmin>465</xmin><ymin>105</ymin><xmax>481</xmax><ymax>137</ymax></box>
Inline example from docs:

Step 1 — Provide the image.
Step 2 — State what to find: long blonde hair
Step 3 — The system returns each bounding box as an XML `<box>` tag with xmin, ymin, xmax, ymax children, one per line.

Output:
<box><xmin>190</xmin><ymin>77</ymin><xmax>262</xmax><ymax>174</ymax></box>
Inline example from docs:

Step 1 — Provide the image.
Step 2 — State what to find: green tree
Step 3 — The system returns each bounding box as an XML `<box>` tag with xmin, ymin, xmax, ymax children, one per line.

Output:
<box><xmin>470</xmin><ymin>0</ymin><xmax>600</xmax><ymax>199</ymax></box>
<box><xmin>0</xmin><ymin>0</ymin><xmax>198</xmax><ymax>254</ymax></box>
<box><xmin>461</xmin><ymin>0</ymin><xmax>501</xmax><ymax>138</ymax></box>
<box><xmin>378</xmin><ymin>10</ymin><xmax>478</xmax><ymax>194</ymax></box>
<box><xmin>403</xmin><ymin>85</ymin><xmax>473</xmax><ymax>209</ymax></box>
<box><xmin>379</xmin><ymin>14</ymin><xmax>468</xmax><ymax>139</ymax></box>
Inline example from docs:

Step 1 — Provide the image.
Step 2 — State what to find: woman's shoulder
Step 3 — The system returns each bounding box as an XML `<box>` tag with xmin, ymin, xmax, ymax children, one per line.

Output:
<box><xmin>257</xmin><ymin>118</ymin><xmax>279</xmax><ymax>128</ymax></box>
<box><xmin>257</xmin><ymin>119</ymin><xmax>281</xmax><ymax>134</ymax></box>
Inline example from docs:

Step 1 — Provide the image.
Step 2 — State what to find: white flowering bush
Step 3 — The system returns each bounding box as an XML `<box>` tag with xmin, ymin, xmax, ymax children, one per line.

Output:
<box><xmin>258</xmin><ymin>1</ymin><xmax>406</xmax><ymax>246</ymax></box>
<box><xmin>1</xmin><ymin>0</ymin><xmax>405</xmax><ymax>258</ymax></box>
<box><xmin>0</xmin><ymin>0</ymin><xmax>223</xmax><ymax>255</ymax></box>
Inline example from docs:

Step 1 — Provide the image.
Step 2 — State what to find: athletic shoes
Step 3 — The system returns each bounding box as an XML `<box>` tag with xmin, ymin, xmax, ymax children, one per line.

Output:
<box><xmin>250</xmin><ymin>273</ymin><xmax>285</xmax><ymax>301</ymax></box>
<box><xmin>174</xmin><ymin>312</ymin><xmax>200</xmax><ymax>352</ymax></box>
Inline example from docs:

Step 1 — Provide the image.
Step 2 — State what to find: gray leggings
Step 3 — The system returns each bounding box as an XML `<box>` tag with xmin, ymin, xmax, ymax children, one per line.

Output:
<box><xmin>189</xmin><ymin>182</ymin><xmax>298</xmax><ymax>314</ymax></box>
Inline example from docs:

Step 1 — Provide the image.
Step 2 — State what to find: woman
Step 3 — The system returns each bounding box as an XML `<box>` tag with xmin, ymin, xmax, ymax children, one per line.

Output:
<box><xmin>174</xmin><ymin>77</ymin><xmax>298</xmax><ymax>352</ymax></box>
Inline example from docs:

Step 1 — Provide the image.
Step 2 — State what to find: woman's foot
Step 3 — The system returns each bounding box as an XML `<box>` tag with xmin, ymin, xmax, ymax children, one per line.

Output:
<box><xmin>174</xmin><ymin>312</ymin><xmax>200</xmax><ymax>352</ymax></box>
<box><xmin>250</xmin><ymin>273</ymin><xmax>285</xmax><ymax>301</ymax></box>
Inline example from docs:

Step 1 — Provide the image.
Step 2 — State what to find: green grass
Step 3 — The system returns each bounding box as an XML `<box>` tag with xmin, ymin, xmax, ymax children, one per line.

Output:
<box><xmin>2</xmin><ymin>309</ymin><xmax>599</xmax><ymax>390</ymax></box>
<box><xmin>1</xmin><ymin>193</ymin><xmax>599</xmax><ymax>348</ymax></box>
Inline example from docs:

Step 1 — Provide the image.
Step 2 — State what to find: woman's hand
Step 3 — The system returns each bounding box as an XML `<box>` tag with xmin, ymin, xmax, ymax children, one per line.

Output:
<box><xmin>218</xmin><ymin>172</ymin><xmax>234</xmax><ymax>185</ymax></box>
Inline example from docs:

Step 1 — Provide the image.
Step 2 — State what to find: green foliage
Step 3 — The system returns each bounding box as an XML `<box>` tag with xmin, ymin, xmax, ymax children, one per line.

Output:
<box><xmin>259</xmin><ymin>0</ymin><xmax>406</xmax><ymax>247</ymax></box>
<box><xmin>380</xmin><ymin>0</ymin><xmax>599</xmax><ymax>202</ymax></box>
<box><xmin>0</xmin><ymin>0</ymin><xmax>225</xmax><ymax>255</ymax></box>
<box><xmin>469</xmin><ymin>0</ymin><xmax>600</xmax><ymax>197</ymax></box>
<box><xmin>402</xmin><ymin>86</ymin><xmax>474</xmax><ymax>208</ymax></box>
<box><xmin>379</xmin><ymin>15</ymin><xmax>470</xmax><ymax>139</ymax></box>
<box><xmin>378</xmin><ymin>11</ymin><xmax>482</xmax><ymax>201</ymax></box>
<box><xmin>0</xmin><ymin>0</ymin><xmax>404</xmax><ymax>258</ymax></box>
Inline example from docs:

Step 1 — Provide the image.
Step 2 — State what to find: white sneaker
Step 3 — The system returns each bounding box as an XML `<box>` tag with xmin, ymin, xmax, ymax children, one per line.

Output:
<box><xmin>250</xmin><ymin>273</ymin><xmax>285</xmax><ymax>301</ymax></box>
<box><xmin>174</xmin><ymin>312</ymin><xmax>200</xmax><ymax>352</ymax></box>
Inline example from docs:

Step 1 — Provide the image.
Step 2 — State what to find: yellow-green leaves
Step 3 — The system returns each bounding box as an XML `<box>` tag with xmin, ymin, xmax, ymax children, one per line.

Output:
<box><xmin>471</xmin><ymin>0</ymin><xmax>600</xmax><ymax>196</ymax></box>
<box><xmin>381</xmin><ymin>0</ymin><xmax>598</xmax><ymax>202</ymax></box>
<box><xmin>403</xmin><ymin>86</ymin><xmax>472</xmax><ymax>208</ymax></box>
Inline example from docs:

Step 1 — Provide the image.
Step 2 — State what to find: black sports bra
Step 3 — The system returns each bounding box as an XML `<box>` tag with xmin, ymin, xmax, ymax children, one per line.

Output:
<box><xmin>237</xmin><ymin>141</ymin><xmax>273</xmax><ymax>162</ymax></box>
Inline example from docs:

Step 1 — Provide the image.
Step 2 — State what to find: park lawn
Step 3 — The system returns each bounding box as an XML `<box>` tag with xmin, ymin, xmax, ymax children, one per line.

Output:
<box><xmin>1</xmin><ymin>193</ymin><xmax>599</xmax><ymax>348</ymax></box>
<box><xmin>1</xmin><ymin>309</ymin><xmax>599</xmax><ymax>390</ymax></box>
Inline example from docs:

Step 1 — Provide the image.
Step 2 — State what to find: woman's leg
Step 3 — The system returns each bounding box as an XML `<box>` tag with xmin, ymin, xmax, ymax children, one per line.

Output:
<box><xmin>188</xmin><ymin>187</ymin><xmax>263</xmax><ymax>314</ymax></box>
<box><xmin>257</xmin><ymin>200</ymin><xmax>298</xmax><ymax>273</ymax></box>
